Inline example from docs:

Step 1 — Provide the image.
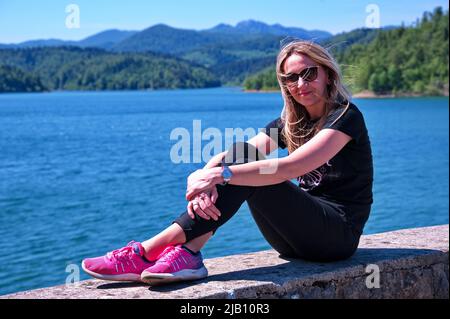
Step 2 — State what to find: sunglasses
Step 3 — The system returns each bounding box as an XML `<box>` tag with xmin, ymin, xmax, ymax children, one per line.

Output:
<box><xmin>282</xmin><ymin>66</ymin><xmax>319</xmax><ymax>86</ymax></box>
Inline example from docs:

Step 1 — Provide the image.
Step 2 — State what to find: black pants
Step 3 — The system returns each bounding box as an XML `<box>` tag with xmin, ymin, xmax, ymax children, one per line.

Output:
<box><xmin>174</xmin><ymin>142</ymin><xmax>360</xmax><ymax>262</ymax></box>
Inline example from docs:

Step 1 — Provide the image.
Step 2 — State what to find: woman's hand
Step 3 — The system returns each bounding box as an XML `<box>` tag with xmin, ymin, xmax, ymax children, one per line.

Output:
<box><xmin>187</xmin><ymin>187</ymin><xmax>221</xmax><ymax>221</ymax></box>
<box><xmin>186</xmin><ymin>168</ymin><xmax>222</xmax><ymax>201</ymax></box>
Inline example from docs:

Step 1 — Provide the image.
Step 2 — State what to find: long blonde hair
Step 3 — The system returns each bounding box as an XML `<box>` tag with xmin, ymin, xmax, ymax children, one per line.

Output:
<box><xmin>277</xmin><ymin>40</ymin><xmax>351</xmax><ymax>154</ymax></box>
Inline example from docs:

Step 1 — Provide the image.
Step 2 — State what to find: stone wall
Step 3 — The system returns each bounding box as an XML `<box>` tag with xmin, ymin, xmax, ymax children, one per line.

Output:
<box><xmin>2</xmin><ymin>224</ymin><xmax>448</xmax><ymax>299</ymax></box>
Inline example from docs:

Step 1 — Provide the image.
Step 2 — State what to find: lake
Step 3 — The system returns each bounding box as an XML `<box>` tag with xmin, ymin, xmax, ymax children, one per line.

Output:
<box><xmin>0</xmin><ymin>87</ymin><xmax>448</xmax><ymax>295</ymax></box>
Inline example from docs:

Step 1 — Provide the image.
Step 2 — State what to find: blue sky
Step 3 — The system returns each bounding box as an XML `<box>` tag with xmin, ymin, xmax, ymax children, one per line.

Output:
<box><xmin>0</xmin><ymin>0</ymin><xmax>448</xmax><ymax>43</ymax></box>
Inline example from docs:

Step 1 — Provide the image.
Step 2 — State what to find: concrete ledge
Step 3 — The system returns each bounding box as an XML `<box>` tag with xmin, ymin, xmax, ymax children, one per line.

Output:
<box><xmin>2</xmin><ymin>225</ymin><xmax>448</xmax><ymax>299</ymax></box>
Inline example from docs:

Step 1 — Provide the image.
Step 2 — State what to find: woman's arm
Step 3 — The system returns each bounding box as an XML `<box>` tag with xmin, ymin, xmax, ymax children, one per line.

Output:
<box><xmin>189</xmin><ymin>131</ymin><xmax>282</xmax><ymax>217</ymax></box>
<box><xmin>187</xmin><ymin>128</ymin><xmax>352</xmax><ymax>200</ymax></box>
<box><xmin>203</xmin><ymin>131</ymin><xmax>278</xmax><ymax>169</ymax></box>
<box><xmin>203</xmin><ymin>151</ymin><xmax>227</xmax><ymax>169</ymax></box>
<box><xmin>210</xmin><ymin>128</ymin><xmax>352</xmax><ymax>186</ymax></box>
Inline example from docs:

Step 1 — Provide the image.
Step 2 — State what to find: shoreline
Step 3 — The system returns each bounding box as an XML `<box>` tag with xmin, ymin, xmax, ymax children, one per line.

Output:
<box><xmin>243</xmin><ymin>88</ymin><xmax>449</xmax><ymax>99</ymax></box>
<box><xmin>244</xmin><ymin>89</ymin><xmax>280</xmax><ymax>93</ymax></box>
<box><xmin>350</xmin><ymin>90</ymin><xmax>449</xmax><ymax>99</ymax></box>
<box><xmin>1</xmin><ymin>87</ymin><xmax>449</xmax><ymax>98</ymax></box>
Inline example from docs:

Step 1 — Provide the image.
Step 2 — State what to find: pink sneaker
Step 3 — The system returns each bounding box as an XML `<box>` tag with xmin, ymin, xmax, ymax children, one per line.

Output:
<box><xmin>141</xmin><ymin>245</ymin><xmax>208</xmax><ymax>285</ymax></box>
<box><xmin>82</xmin><ymin>241</ymin><xmax>154</xmax><ymax>282</ymax></box>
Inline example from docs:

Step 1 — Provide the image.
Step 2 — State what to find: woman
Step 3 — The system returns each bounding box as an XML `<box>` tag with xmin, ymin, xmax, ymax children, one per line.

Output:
<box><xmin>82</xmin><ymin>40</ymin><xmax>373</xmax><ymax>285</ymax></box>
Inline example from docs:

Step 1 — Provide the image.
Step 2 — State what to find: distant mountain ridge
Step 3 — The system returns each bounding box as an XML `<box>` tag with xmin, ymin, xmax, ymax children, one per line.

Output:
<box><xmin>3</xmin><ymin>14</ymin><xmax>429</xmax><ymax>93</ymax></box>
<box><xmin>0</xmin><ymin>30</ymin><xmax>138</xmax><ymax>50</ymax></box>
<box><xmin>205</xmin><ymin>19</ymin><xmax>331</xmax><ymax>40</ymax></box>
<box><xmin>77</xmin><ymin>29</ymin><xmax>139</xmax><ymax>49</ymax></box>
<box><xmin>113</xmin><ymin>24</ymin><xmax>220</xmax><ymax>53</ymax></box>
<box><xmin>0</xmin><ymin>20</ymin><xmax>332</xmax><ymax>51</ymax></box>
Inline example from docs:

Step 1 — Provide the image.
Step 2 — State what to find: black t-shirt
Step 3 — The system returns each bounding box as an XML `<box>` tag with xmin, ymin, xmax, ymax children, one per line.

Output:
<box><xmin>263</xmin><ymin>102</ymin><xmax>373</xmax><ymax>234</ymax></box>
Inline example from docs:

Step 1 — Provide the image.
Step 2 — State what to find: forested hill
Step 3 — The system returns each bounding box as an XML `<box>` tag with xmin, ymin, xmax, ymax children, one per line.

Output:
<box><xmin>0</xmin><ymin>47</ymin><xmax>220</xmax><ymax>92</ymax></box>
<box><xmin>1</xmin><ymin>8</ymin><xmax>447</xmax><ymax>94</ymax></box>
<box><xmin>244</xmin><ymin>7</ymin><xmax>449</xmax><ymax>96</ymax></box>
<box><xmin>0</xmin><ymin>20</ymin><xmax>330</xmax><ymax>92</ymax></box>
<box><xmin>0</xmin><ymin>65</ymin><xmax>47</xmax><ymax>93</ymax></box>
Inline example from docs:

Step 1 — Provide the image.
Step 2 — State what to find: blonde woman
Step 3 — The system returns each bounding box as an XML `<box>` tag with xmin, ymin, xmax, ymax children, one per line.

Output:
<box><xmin>82</xmin><ymin>40</ymin><xmax>373</xmax><ymax>285</ymax></box>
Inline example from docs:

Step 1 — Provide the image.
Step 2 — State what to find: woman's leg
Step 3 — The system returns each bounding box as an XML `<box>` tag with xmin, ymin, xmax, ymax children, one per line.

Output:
<box><xmin>140</xmin><ymin>141</ymin><xmax>265</xmax><ymax>260</ymax></box>
<box><xmin>245</xmin><ymin>182</ymin><xmax>359</xmax><ymax>261</ymax></box>
<box><xmin>141</xmin><ymin>224</ymin><xmax>211</xmax><ymax>261</ymax></box>
<box><xmin>142</xmin><ymin>141</ymin><xmax>357</xmax><ymax>263</ymax></box>
<box><xmin>172</xmin><ymin>142</ymin><xmax>359</xmax><ymax>262</ymax></box>
<box><xmin>175</xmin><ymin>179</ymin><xmax>358</xmax><ymax>261</ymax></box>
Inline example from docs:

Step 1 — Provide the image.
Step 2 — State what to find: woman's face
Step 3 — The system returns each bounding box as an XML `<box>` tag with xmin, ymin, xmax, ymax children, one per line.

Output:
<box><xmin>282</xmin><ymin>53</ymin><xmax>329</xmax><ymax>114</ymax></box>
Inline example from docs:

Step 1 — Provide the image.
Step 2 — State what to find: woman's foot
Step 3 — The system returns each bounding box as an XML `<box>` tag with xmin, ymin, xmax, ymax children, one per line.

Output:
<box><xmin>82</xmin><ymin>241</ymin><xmax>155</xmax><ymax>282</ymax></box>
<box><xmin>141</xmin><ymin>245</ymin><xmax>208</xmax><ymax>285</ymax></box>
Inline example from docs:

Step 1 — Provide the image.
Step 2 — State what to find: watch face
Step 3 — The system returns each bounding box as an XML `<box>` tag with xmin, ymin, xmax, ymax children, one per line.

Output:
<box><xmin>223</xmin><ymin>166</ymin><xmax>233</xmax><ymax>179</ymax></box>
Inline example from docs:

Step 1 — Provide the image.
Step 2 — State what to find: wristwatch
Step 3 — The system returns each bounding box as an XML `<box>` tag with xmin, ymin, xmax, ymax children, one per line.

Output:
<box><xmin>220</xmin><ymin>161</ymin><xmax>233</xmax><ymax>185</ymax></box>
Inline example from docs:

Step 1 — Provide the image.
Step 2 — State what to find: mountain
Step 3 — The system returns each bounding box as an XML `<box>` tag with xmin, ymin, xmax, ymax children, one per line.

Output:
<box><xmin>2</xmin><ymin>39</ymin><xmax>75</xmax><ymax>49</ymax></box>
<box><xmin>4</xmin><ymin>12</ymin><xmax>442</xmax><ymax>94</ymax></box>
<box><xmin>206</xmin><ymin>20</ymin><xmax>332</xmax><ymax>41</ymax></box>
<box><xmin>113</xmin><ymin>23</ymin><xmax>284</xmax><ymax>54</ymax></box>
<box><xmin>0</xmin><ymin>20</ymin><xmax>332</xmax><ymax>53</ymax></box>
<box><xmin>0</xmin><ymin>30</ymin><xmax>137</xmax><ymax>50</ymax></box>
<box><xmin>77</xmin><ymin>29</ymin><xmax>138</xmax><ymax>49</ymax></box>
<box><xmin>205</xmin><ymin>23</ymin><xmax>235</xmax><ymax>33</ymax></box>
<box><xmin>111</xmin><ymin>20</ymin><xmax>332</xmax><ymax>77</ymax></box>
<box><xmin>113</xmin><ymin>24</ymin><xmax>221</xmax><ymax>53</ymax></box>
<box><xmin>0</xmin><ymin>46</ymin><xmax>220</xmax><ymax>92</ymax></box>
<box><xmin>0</xmin><ymin>22</ymin><xmax>403</xmax><ymax>90</ymax></box>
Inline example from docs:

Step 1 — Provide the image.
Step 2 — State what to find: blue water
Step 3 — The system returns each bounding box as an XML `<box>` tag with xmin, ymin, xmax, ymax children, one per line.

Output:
<box><xmin>0</xmin><ymin>88</ymin><xmax>448</xmax><ymax>295</ymax></box>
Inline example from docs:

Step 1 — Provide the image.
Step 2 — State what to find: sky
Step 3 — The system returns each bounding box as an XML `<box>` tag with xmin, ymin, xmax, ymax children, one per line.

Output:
<box><xmin>0</xmin><ymin>0</ymin><xmax>448</xmax><ymax>43</ymax></box>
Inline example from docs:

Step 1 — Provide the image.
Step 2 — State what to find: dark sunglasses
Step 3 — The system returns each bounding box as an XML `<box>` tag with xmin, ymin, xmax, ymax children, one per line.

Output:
<box><xmin>282</xmin><ymin>66</ymin><xmax>319</xmax><ymax>85</ymax></box>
